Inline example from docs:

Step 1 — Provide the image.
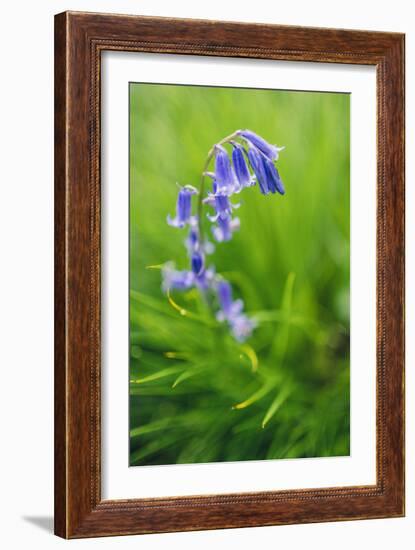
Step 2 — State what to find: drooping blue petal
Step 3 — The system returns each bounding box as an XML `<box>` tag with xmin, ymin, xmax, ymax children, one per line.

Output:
<box><xmin>167</xmin><ymin>185</ymin><xmax>198</xmax><ymax>227</ymax></box>
<box><xmin>161</xmin><ymin>263</ymin><xmax>194</xmax><ymax>292</ymax></box>
<box><xmin>186</xmin><ymin>227</ymin><xmax>199</xmax><ymax>250</ymax></box>
<box><xmin>229</xmin><ymin>314</ymin><xmax>257</xmax><ymax>342</ymax></box>
<box><xmin>215</xmin><ymin>279</ymin><xmax>256</xmax><ymax>341</ymax></box>
<box><xmin>191</xmin><ymin>251</ymin><xmax>204</xmax><ymax>276</ymax></box>
<box><xmin>184</xmin><ymin>221</ymin><xmax>214</xmax><ymax>256</ymax></box>
<box><xmin>237</xmin><ymin>129</ymin><xmax>283</xmax><ymax>161</ymax></box>
<box><xmin>247</xmin><ymin>147</ymin><xmax>270</xmax><ymax>195</ymax></box>
<box><xmin>203</xmin><ymin>172</ymin><xmax>219</xmax><ymax>195</ymax></box>
<box><xmin>232</xmin><ymin>143</ymin><xmax>253</xmax><ymax>188</ymax></box>
<box><xmin>203</xmin><ymin>193</ymin><xmax>240</xmax><ymax>222</ymax></box>
<box><xmin>195</xmin><ymin>266</ymin><xmax>216</xmax><ymax>291</ymax></box>
<box><xmin>217</xmin><ymin>280</ymin><xmax>233</xmax><ymax>316</ymax></box>
<box><xmin>214</xmin><ymin>145</ymin><xmax>238</xmax><ymax>195</ymax></box>
<box><xmin>263</xmin><ymin>159</ymin><xmax>285</xmax><ymax>195</ymax></box>
<box><xmin>215</xmin><ymin>194</ymin><xmax>231</xmax><ymax>218</ymax></box>
<box><xmin>212</xmin><ymin>216</ymin><xmax>240</xmax><ymax>242</ymax></box>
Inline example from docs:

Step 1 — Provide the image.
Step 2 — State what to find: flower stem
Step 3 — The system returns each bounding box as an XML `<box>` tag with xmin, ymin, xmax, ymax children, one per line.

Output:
<box><xmin>197</xmin><ymin>130</ymin><xmax>240</xmax><ymax>241</ymax></box>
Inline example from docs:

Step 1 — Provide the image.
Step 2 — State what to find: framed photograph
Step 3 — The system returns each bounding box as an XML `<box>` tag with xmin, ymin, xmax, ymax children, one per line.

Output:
<box><xmin>54</xmin><ymin>11</ymin><xmax>405</xmax><ymax>538</ymax></box>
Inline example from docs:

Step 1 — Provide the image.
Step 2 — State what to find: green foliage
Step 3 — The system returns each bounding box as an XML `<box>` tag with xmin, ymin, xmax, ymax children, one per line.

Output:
<box><xmin>129</xmin><ymin>83</ymin><xmax>350</xmax><ymax>466</ymax></box>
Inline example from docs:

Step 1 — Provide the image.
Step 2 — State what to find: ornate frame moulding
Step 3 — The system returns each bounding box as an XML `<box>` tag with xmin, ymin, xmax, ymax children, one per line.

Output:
<box><xmin>54</xmin><ymin>11</ymin><xmax>405</xmax><ymax>538</ymax></box>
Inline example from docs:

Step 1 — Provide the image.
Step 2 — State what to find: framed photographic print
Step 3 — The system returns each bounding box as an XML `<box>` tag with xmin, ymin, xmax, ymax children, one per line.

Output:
<box><xmin>54</xmin><ymin>11</ymin><xmax>405</xmax><ymax>538</ymax></box>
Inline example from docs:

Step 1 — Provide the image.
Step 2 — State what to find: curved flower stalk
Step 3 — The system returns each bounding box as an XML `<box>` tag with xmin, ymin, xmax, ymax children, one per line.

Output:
<box><xmin>161</xmin><ymin>129</ymin><xmax>285</xmax><ymax>342</ymax></box>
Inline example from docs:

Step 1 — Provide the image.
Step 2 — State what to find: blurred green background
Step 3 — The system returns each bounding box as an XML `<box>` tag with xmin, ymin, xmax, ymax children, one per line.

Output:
<box><xmin>129</xmin><ymin>83</ymin><xmax>350</xmax><ymax>466</ymax></box>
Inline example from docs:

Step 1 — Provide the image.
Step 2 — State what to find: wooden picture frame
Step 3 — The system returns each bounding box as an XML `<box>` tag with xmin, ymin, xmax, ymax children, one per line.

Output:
<box><xmin>54</xmin><ymin>11</ymin><xmax>405</xmax><ymax>538</ymax></box>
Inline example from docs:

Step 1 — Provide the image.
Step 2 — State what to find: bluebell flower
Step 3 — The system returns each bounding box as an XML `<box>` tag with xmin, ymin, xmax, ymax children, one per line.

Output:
<box><xmin>191</xmin><ymin>251</ymin><xmax>204</xmax><ymax>276</ymax></box>
<box><xmin>203</xmin><ymin>172</ymin><xmax>219</xmax><ymax>195</ymax></box>
<box><xmin>246</xmin><ymin>147</ymin><xmax>285</xmax><ymax>195</ymax></box>
<box><xmin>216</xmin><ymin>280</ymin><xmax>256</xmax><ymax>342</ymax></box>
<box><xmin>195</xmin><ymin>266</ymin><xmax>216</xmax><ymax>290</ymax></box>
<box><xmin>162</xmin><ymin>129</ymin><xmax>285</xmax><ymax>343</ymax></box>
<box><xmin>216</xmin><ymin>280</ymin><xmax>243</xmax><ymax>321</ymax></box>
<box><xmin>231</xmin><ymin>142</ymin><xmax>255</xmax><ymax>188</ymax></box>
<box><xmin>185</xmin><ymin>225</ymin><xmax>214</xmax><ymax>256</ymax></box>
<box><xmin>247</xmin><ymin>146</ymin><xmax>271</xmax><ymax>195</ymax></box>
<box><xmin>263</xmin><ymin>158</ymin><xmax>285</xmax><ymax>195</ymax></box>
<box><xmin>212</xmin><ymin>215</ymin><xmax>240</xmax><ymax>242</ymax></box>
<box><xmin>229</xmin><ymin>314</ymin><xmax>257</xmax><ymax>342</ymax></box>
<box><xmin>237</xmin><ymin>129</ymin><xmax>284</xmax><ymax>161</ymax></box>
<box><xmin>203</xmin><ymin>192</ymin><xmax>240</xmax><ymax>222</ymax></box>
<box><xmin>161</xmin><ymin>262</ymin><xmax>194</xmax><ymax>292</ymax></box>
<box><xmin>190</xmin><ymin>250</ymin><xmax>216</xmax><ymax>289</ymax></box>
<box><xmin>186</xmin><ymin>227</ymin><xmax>199</xmax><ymax>252</ymax></box>
<box><xmin>214</xmin><ymin>145</ymin><xmax>239</xmax><ymax>195</ymax></box>
<box><xmin>161</xmin><ymin>259</ymin><xmax>215</xmax><ymax>293</ymax></box>
<box><xmin>167</xmin><ymin>185</ymin><xmax>198</xmax><ymax>228</ymax></box>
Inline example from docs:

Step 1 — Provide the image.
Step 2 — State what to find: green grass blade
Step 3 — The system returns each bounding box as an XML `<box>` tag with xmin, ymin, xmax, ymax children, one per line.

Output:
<box><xmin>262</xmin><ymin>386</ymin><xmax>292</xmax><ymax>428</ymax></box>
<box><xmin>131</xmin><ymin>365</ymin><xmax>185</xmax><ymax>384</ymax></box>
<box><xmin>232</xmin><ymin>381</ymin><xmax>275</xmax><ymax>410</ymax></box>
<box><xmin>172</xmin><ymin>369</ymin><xmax>201</xmax><ymax>388</ymax></box>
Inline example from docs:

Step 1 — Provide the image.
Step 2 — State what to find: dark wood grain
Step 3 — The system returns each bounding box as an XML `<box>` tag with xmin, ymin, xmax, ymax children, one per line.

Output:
<box><xmin>54</xmin><ymin>11</ymin><xmax>405</xmax><ymax>539</ymax></box>
<box><xmin>54</xmin><ymin>11</ymin><xmax>67</xmax><ymax>539</ymax></box>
